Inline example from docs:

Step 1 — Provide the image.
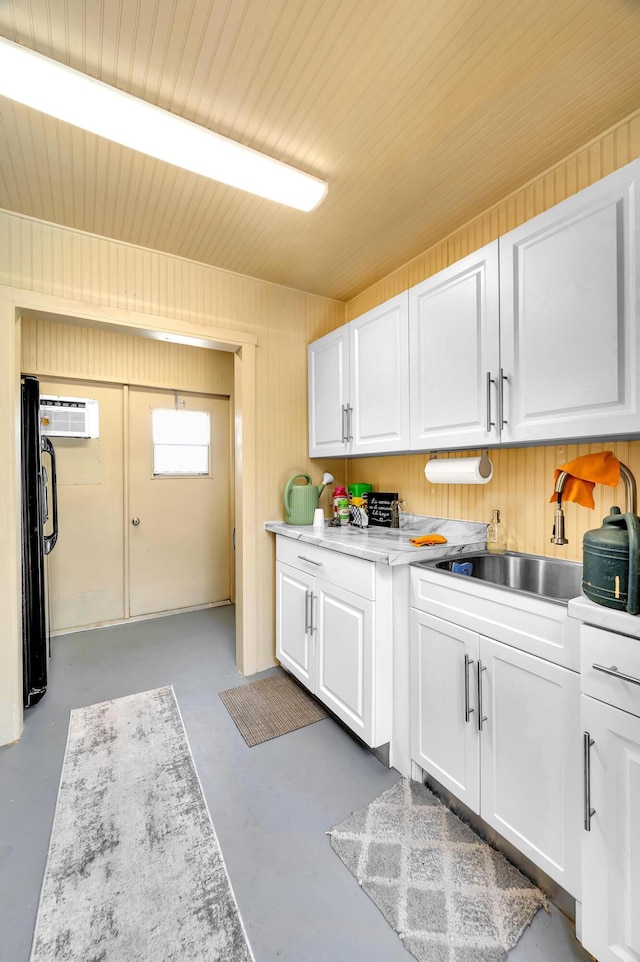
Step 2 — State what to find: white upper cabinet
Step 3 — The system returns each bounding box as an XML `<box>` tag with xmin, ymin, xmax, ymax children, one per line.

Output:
<box><xmin>409</xmin><ymin>241</ymin><xmax>500</xmax><ymax>450</ymax></box>
<box><xmin>309</xmin><ymin>159</ymin><xmax>640</xmax><ymax>456</ymax></box>
<box><xmin>499</xmin><ymin>160</ymin><xmax>640</xmax><ymax>444</ymax></box>
<box><xmin>349</xmin><ymin>292</ymin><xmax>410</xmax><ymax>455</ymax></box>
<box><xmin>308</xmin><ymin>292</ymin><xmax>410</xmax><ymax>457</ymax></box>
<box><xmin>308</xmin><ymin>326</ymin><xmax>350</xmax><ymax>457</ymax></box>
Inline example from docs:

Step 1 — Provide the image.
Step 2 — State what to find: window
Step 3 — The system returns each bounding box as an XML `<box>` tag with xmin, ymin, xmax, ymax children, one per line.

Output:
<box><xmin>151</xmin><ymin>409</ymin><xmax>210</xmax><ymax>476</ymax></box>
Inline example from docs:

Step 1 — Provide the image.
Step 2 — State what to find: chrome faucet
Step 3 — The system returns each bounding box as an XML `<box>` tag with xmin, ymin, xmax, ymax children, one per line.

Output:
<box><xmin>551</xmin><ymin>471</ymin><xmax>570</xmax><ymax>545</ymax></box>
<box><xmin>551</xmin><ymin>460</ymin><xmax>638</xmax><ymax>545</ymax></box>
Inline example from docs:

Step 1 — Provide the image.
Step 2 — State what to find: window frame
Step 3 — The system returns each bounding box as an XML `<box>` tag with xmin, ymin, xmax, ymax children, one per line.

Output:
<box><xmin>150</xmin><ymin>407</ymin><xmax>213</xmax><ymax>479</ymax></box>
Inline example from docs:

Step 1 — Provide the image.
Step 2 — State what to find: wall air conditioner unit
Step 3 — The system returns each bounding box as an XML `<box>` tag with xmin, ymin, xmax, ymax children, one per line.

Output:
<box><xmin>40</xmin><ymin>396</ymin><xmax>100</xmax><ymax>439</ymax></box>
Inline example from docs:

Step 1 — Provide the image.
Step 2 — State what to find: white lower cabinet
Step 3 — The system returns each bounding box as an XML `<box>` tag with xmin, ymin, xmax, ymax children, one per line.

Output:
<box><xmin>277</xmin><ymin>561</ymin><xmax>314</xmax><ymax>687</ymax></box>
<box><xmin>479</xmin><ymin>636</ymin><xmax>580</xmax><ymax>895</ymax></box>
<box><xmin>410</xmin><ymin>611</ymin><xmax>480</xmax><ymax>809</ymax></box>
<box><xmin>579</xmin><ymin>623</ymin><xmax>640</xmax><ymax>962</ymax></box>
<box><xmin>315</xmin><ymin>580</ymin><xmax>373</xmax><ymax>741</ymax></box>
<box><xmin>275</xmin><ymin>536</ymin><xmax>391</xmax><ymax>749</ymax></box>
<box><xmin>581</xmin><ymin>695</ymin><xmax>640</xmax><ymax>962</ymax></box>
<box><xmin>410</xmin><ymin>574</ymin><xmax>581</xmax><ymax>898</ymax></box>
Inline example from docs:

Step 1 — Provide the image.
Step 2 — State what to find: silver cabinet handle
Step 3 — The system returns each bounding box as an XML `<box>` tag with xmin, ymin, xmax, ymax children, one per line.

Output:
<box><xmin>593</xmin><ymin>663</ymin><xmax>640</xmax><ymax>687</ymax></box>
<box><xmin>499</xmin><ymin>368</ymin><xmax>508</xmax><ymax>428</ymax></box>
<box><xmin>583</xmin><ymin>731</ymin><xmax>596</xmax><ymax>831</ymax></box>
<box><xmin>298</xmin><ymin>555</ymin><xmax>323</xmax><ymax>568</ymax></box>
<box><xmin>486</xmin><ymin>372</ymin><xmax>495</xmax><ymax>433</ymax></box>
<box><xmin>304</xmin><ymin>589</ymin><xmax>312</xmax><ymax>634</ymax></box>
<box><xmin>347</xmin><ymin>405</ymin><xmax>354</xmax><ymax>443</ymax></box>
<box><xmin>131</xmin><ymin>517</ymin><xmax>141</xmax><ymax>526</ymax></box>
<box><xmin>341</xmin><ymin>404</ymin><xmax>348</xmax><ymax>444</ymax></box>
<box><xmin>464</xmin><ymin>653</ymin><xmax>475</xmax><ymax>723</ymax></box>
<box><xmin>311</xmin><ymin>593</ymin><xmax>318</xmax><ymax>633</ymax></box>
<box><xmin>477</xmin><ymin>661</ymin><xmax>487</xmax><ymax>732</ymax></box>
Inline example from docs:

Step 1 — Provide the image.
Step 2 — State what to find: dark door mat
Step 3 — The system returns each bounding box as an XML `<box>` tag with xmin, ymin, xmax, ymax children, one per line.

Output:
<box><xmin>219</xmin><ymin>671</ymin><xmax>328</xmax><ymax>747</ymax></box>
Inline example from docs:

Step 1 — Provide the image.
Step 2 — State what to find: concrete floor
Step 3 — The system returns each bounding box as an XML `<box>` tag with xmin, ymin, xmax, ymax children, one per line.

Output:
<box><xmin>0</xmin><ymin>607</ymin><xmax>593</xmax><ymax>962</ymax></box>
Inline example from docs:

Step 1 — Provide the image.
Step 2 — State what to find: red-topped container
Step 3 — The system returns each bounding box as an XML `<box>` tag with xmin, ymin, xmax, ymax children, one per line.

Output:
<box><xmin>332</xmin><ymin>487</ymin><xmax>349</xmax><ymax>525</ymax></box>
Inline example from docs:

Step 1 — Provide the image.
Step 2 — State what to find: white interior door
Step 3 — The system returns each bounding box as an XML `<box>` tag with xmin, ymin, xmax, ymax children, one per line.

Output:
<box><xmin>42</xmin><ymin>379</ymin><xmax>125</xmax><ymax>630</ymax></box>
<box><xmin>128</xmin><ymin>387</ymin><xmax>231</xmax><ymax>617</ymax></box>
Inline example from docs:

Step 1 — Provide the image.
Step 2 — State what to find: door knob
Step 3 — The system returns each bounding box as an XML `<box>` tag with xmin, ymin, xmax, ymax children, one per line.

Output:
<box><xmin>131</xmin><ymin>517</ymin><xmax>140</xmax><ymax>526</ymax></box>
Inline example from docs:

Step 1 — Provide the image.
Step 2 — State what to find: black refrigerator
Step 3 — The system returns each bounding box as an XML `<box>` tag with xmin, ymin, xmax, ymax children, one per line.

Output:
<box><xmin>21</xmin><ymin>375</ymin><xmax>58</xmax><ymax>708</ymax></box>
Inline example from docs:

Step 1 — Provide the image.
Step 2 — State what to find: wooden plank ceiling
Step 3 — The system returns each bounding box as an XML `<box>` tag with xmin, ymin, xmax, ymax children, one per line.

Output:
<box><xmin>1</xmin><ymin>0</ymin><xmax>639</xmax><ymax>302</ymax></box>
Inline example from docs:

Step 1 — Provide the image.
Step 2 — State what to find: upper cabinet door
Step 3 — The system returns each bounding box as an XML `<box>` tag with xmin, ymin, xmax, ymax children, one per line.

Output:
<box><xmin>349</xmin><ymin>292</ymin><xmax>410</xmax><ymax>455</ymax></box>
<box><xmin>499</xmin><ymin>160</ymin><xmax>640</xmax><ymax>444</ymax></box>
<box><xmin>308</xmin><ymin>327</ymin><xmax>350</xmax><ymax>458</ymax></box>
<box><xmin>409</xmin><ymin>241</ymin><xmax>500</xmax><ymax>451</ymax></box>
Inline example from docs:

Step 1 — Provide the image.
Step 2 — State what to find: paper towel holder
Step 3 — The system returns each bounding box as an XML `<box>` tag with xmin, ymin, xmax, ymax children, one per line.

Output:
<box><xmin>428</xmin><ymin>450</ymin><xmax>493</xmax><ymax>479</ymax></box>
<box><xmin>478</xmin><ymin>449</ymin><xmax>492</xmax><ymax>479</ymax></box>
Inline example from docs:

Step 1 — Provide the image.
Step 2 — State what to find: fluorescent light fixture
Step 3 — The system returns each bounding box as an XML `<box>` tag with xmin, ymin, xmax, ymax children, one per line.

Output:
<box><xmin>0</xmin><ymin>37</ymin><xmax>328</xmax><ymax>211</ymax></box>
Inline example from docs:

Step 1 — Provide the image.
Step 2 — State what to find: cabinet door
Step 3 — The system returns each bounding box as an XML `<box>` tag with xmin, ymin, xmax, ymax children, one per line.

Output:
<box><xmin>480</xmin><ymin>637</ymin><xmax>581</xmax><ymax>896</ymax></box>
<box><xmin>409</xmin><ymin>241</ymin><xmax>500</xmax><ymax>450</ymax></box>
<box><xmin>314</xmin><ymin>579</ymin><xmax>374</xmax><ymax>744</ymax></box>
<box><xmin>499</xmin><ymin>160</ymin><xmax>640</xmax><ymax>443</ymax></box>
<box><xmin>410</xmin><ymin>610</ymin><xmax>481</xmax><ymax>810</ymax></box>
<box><xmin>276</xmin><ymin>561</ymin><xmax>314</xmax><ymax>688</ymax></box>
<box><xmin>581</xmin><ymin>695</ymin><xmax>640</xmax><ymax>962</ymax></box>
<box><xmin>308</xmin><ymin>327</ymin><xmax>350</xmax><ymax>457</ymax></box>
<box><xmin>349</xmin><ymin>292</ymin><xmax>410</xmax><ymax>455</ymax></box>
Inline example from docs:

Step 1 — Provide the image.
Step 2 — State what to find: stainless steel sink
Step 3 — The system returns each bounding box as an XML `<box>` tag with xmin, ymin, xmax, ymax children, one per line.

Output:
<box><xmin>418</xmin><ymin>551</ymin><xmax>583</xmax><ymax>603</ymax></box>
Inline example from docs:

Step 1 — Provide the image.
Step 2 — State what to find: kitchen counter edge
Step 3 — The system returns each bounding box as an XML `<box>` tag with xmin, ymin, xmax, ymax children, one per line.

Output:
<box><xmin>264</xmin><ymin>521</ymin><xmax>486</xmax><ymax>567</ymax></box>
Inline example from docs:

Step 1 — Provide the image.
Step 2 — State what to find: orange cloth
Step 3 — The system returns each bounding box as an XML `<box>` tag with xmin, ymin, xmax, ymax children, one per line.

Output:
<box><xmin>410</xmin><ymin>534</ymin><xmax>448</xmax><ymax>547</ymax></box>
<box><xmin>550</xmin><ymin>451</ymin><xmax>620</xmax><ymax>510</ymax></box>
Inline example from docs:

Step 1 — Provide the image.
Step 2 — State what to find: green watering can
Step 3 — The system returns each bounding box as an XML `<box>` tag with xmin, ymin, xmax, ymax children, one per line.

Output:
<box><xmin>582</xmin><ymin>506</ymin><xmax>640</xmax><ymax>614</ymax></box>
<box><xmin>283</xmin><ymin>472</ymin><xmax>333</xmax><ymax>525</ymax></box>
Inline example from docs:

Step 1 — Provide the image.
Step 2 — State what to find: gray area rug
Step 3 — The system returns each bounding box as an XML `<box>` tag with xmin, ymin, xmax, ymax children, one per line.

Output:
<box><xmin>329</xmin><ymin>778</ymin><xmax>546</xmax><ymax>962</ymax></box>
<box><xmin>219</xmin><ymin>671</ymin><xmax>328</xmax><ymax>747</ymax></box>
<box><xmin>30</xmin><ymin>686</ymin><xmax>254</xmax><ymax>962</ymax></box>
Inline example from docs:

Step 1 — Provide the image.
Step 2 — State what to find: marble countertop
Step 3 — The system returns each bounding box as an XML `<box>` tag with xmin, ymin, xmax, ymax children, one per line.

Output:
<box><xmin>568</xmin><ymin>595</ymin><xmax>640</xmax><ymax>640</ymax></box>
<box><xmin>265</xmin><ymin>513</ymin><xmax>488</xmax><ymax>566</ymax></box>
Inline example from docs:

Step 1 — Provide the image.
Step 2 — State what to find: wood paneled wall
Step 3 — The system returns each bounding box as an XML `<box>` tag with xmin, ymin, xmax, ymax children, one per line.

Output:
<box><xmin>21</xmin><ymin>317</ymin><xmax>234</xmax><ymax>395</ymax></box>
<box><xmin>1</xmin><ymin>217</ymin><xmax>346</xmax><ymax>673</ymax></box>
<box><xmin>349</xmin><ymin>443</ymin><xmax>640</xmax><ymax>562</ymax></box>
<box><xmin>344</xmin><ymin>111</ymin><xmax>640</xmax><ymax>562</ymax></box>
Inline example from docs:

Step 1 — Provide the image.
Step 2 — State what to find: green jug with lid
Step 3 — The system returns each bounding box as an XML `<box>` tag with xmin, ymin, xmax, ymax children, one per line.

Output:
<box><xmin>582</xmin><ymin>506</ymin><xmax>640</xmax><ymax>614</ymax></box>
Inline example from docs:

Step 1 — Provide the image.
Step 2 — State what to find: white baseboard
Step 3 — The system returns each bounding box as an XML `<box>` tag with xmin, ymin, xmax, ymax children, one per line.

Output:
<box><xmin>50</xmin><ymin>600</ymin><xmax>233</xmax><ymax>636</ymax></box>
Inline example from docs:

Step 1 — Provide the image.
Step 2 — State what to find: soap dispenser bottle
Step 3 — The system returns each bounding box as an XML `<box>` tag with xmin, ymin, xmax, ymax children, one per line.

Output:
<box><xmin>487</xmin><ymin>509</ymin><xmax>507</xmax><ymax>555</ymax></box>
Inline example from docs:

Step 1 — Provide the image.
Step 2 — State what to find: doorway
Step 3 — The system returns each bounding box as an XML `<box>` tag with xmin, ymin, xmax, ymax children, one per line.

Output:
<box><xmin>1</xmin><ymin>287</ymin><xmax>259</xmax><ymax>748</ymax></box>
<box><xmin>40</xmin><ymin>377</ymin><xmax>232</xmax><ymax>633</ymax></box>
<box><xmin>128</xmin><ymin>387</ymin><xmax>231</xmax><ymax>617</ymax></box>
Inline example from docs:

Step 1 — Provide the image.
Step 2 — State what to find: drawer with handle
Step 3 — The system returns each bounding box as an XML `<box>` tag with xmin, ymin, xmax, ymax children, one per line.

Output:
<box><xmin>580</xmin><ymin>624</ymin><xmax>640</xmax><ymax>718</ymax></box>
<box><xmin>276</xmin><ymin>535</ymin><xmax>375</xmax><ymax>600</ymax></box>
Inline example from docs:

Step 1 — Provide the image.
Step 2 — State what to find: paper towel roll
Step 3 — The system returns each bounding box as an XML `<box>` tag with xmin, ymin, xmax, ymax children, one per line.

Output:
<box><xmin>424</xmin><ymin>455</ymin><xmax>493</xmax><ymax>485</ymax></box>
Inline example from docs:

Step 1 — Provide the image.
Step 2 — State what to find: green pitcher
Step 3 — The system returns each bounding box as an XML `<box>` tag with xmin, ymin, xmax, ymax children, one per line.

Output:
<box><xmin>283</xmin><ymin>474</ymin><xmax>326</xmax><ymax>525</ymax></box>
